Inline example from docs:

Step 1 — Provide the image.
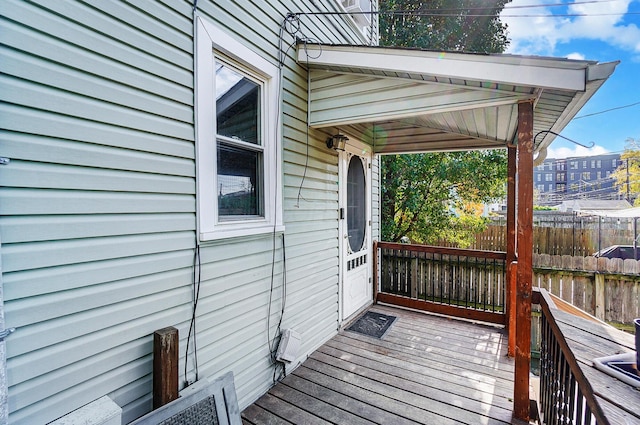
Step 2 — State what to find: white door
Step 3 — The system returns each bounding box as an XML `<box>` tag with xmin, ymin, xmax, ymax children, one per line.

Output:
<box><xmin>340</xmin><ymin>140</ymin><xmax>372</xmax><ymax>321</ymax></box>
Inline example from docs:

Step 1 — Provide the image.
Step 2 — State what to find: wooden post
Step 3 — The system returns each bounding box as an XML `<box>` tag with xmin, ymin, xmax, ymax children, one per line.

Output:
<box><xmin>506</xmin><ymin>144</ymin><xmax>517</xmax><ymax>350</ymax></box>
<box><xmin>508</xmin><ymin>261</ymin><xmax>518</xmax><ymax>357</ymax></box>
<box><xmin>594</xmin><ymin>273</ymin><xmax>605</xmax><ymax>320</ymax></box>
<box><xmin>514</xmin><ymin>101</ymin><xmax>533</xmax><ymax>422</ymax></box>
<box><xmin>153</xmin><ymin>326</ymin><xmax>179</xmax><ymax>409</ymax></box>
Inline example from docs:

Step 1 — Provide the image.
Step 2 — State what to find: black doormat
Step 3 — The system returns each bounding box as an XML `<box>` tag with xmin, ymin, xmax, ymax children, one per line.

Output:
<box><xmin>346</xmin><ymin>311</ymin><xmax>396</xmax><ymax>339</ymax></box>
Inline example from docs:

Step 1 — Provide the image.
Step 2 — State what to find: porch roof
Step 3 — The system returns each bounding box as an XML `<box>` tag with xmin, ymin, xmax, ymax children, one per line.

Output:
<box><xmin>296</xmin><ymin>44</ymin><xmax>618</xmax><ymax>154</ymax></box>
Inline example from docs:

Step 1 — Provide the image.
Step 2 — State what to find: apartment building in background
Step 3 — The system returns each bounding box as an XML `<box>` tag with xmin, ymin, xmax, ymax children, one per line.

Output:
<box><xmin>534</xmin><ymin>153</ymin><xmax>624</xmax><ymax>205</ymax></box>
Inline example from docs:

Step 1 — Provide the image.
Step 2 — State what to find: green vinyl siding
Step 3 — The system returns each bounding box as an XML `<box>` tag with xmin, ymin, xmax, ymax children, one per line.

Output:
<box><xmin>0</xmin><ymin>0</ymin><xmax>367</xmax><ymax>423</ymax></box>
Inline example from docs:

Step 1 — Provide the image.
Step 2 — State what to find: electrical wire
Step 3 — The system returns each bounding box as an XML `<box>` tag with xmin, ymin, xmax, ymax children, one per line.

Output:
<box><xmin>574</xmin><ymin>101</ymin><xmax>640</xmax><ymax>120</ymax></box>
<box><xmin>184</xmin><ymin>244</ymin><xmax>202</xmax><ymax>387</ymax></box>
<box><xmin>292</xmin><ymin>9</ymin><xmax>640</xmax><ymax>18</ymax></box>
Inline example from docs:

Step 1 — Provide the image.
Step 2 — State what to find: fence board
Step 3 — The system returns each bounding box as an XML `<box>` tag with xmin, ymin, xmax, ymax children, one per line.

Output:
<box><xmin>533</xmin><ymin>253</ymin><xmax>640</xmax><ymax>325</ymax></box>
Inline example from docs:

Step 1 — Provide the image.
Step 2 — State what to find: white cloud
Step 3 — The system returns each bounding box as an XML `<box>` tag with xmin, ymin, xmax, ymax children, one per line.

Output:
<box><xmin>566</xmin><ymin>52</ymin><xmax>585</xmax><ymax>60</ymax></box>
<box><xmin>546</xmin><ymin>144</ymin><xmax>610</xmax><ymax>159</ymax></box>
<box><xmin>501</xmin><ymin>0</ymin><xmax>640</xmax><ymax>56</ymax></box>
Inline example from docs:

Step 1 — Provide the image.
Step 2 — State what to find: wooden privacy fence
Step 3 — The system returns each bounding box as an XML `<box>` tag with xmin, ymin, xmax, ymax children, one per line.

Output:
<box><xmin>376</xmin><ymin>242</ymin><xmax>507</xmax><ymax>324</ymax></box>
<box><xmin>436</xmin><ymin>215</ymin><xmax>638</xmax><ymax>256</ymax></box>
<box><xmin>533</xmin><ymin>254</ymin><xmax>640</xmax><ymax>325</ymax></box>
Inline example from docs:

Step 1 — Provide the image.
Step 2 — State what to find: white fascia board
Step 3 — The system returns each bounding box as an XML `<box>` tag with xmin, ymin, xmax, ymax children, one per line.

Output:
<box><xmin>298</xmin><ymin>46</ymin><xmax>587</xmax><ymax>92</ymax></box>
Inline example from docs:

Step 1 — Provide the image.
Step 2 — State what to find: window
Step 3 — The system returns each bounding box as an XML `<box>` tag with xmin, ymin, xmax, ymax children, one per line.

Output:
<box><xmin>570</xmin><ymin>161</ymin><xmax>578</xmax><ymax>170</ymax></box>
<box><xmin>597</xmin><ymin>171</ymin><xmax>601</xmax><ymax>179</ymax></box>
<box><xmin>537</xmin><ymin>184</ymin><xmax>545</xmax><ymax>192</ymax></box>
<box><xmin>195</xmin><ymin>17</ymin><xmax>283</xmax><ymax>240</ymax></box>
<box><xmin>596</xmin><ymin>160</ymin><xmax>601</xmax><ymax>168</ymax></box>
<box><xmin>557</xmin><ymin>183</ymin><xmax>566</xmax><ymax>192</ymax></box>
<box><xmin>606</xmin><ymin>170</ymin><xmax>611</xmax><ymax>177</ymax></box>
<box><xmin>537</xmin><ymin>174</ymin><xmax>541</xmax><ymax>182</ymax></box>
<box><xmin>570</xmin><ymin>173</ymin><xmax>575</xmax><ymax>180</ymax></box>
<box><xmin>556</xmin><ymin>173</ymin><xmax>565</xmax><ymax>181</ymax></box>
<box><xmin>545</xmin><ymin>174</ymin><xmax>553</xmax><ymax>181</ymax></box>
<box><xmin>612</xmin><ymin>159</ymin><xmax>618</xmax><ymax>167</ymax></box>
<box><xmin>582</xmin><ymin>160</ymin><xmax>587</xmax><ymax>168</ymax></box>
<box><xmin>582</xmin><ymin>172</ymin><xmax>591</xmax><ymax>180</ymax></box>
<box><xmin>591</xmin><ymin>160</ymin><xmax>595</xmax><ymax>168</ymax></box>
<box><xmin>548</xmin><ymin>184</ymin><xmax>553</xmax><ymax>191</ymax></box>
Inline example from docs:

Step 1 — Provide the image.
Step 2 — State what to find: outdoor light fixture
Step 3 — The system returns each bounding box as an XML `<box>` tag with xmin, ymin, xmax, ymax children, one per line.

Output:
<box><xmin>326</xmin><ymin>133</ymin><xmax>348</xmax><ymax>151</ymax></box>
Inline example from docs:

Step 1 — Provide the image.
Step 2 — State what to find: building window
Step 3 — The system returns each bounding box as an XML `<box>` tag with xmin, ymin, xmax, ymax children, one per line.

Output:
<box><xmin>582</xmin><ymin>160</ymin><xmax>587</xmax><ymax>168</ymax></box>
<box><xmin>537</xmin><ymin>174</ymin><xmax>541</xmax><ymax>182</ymax></box>
<box><xmin>556</xmin><ymin>173</ymin><xmax>565</xmax><ymax>181</ymax></box>
<box><xmin>545</xmin><ymin>174</ymin><xmax>553</xmax><ymax>181</ymax></box>
<box><xmin>557</xmin><ymin>183</ymin><xmax>566</xmax><ymax>192</ymax></box>
<box><xmin>612</xmin><ymin>159</ymin><xmax>618</xmax><ymax>167</ymax></box>
<box><xmin>596</xmin><ymin>160</ymin><xmax>601</xmax><ymax>168</ymax></box>
<box><xmin>195</xmin><ymin>17</ymin><xmax>283</xmax><ymax>241</ymax></box>
<box><xmin>548</xmin><ymin>184</ymin><xmax>553</xmax><ymax>191</ymax></box>
<box><xmin>582</xmin><ymin>172</ymin><xmax>591</xmax><ymax>180</ymax></box>
<box><xmin>570</xmin><ymin>173</ymin><xmax>575</xmax><ymax>180</ymax></box>
<box><xmin>570</xmin><ymin>161</ymin><xmax>578</xmax><ymax>169</ymax></box>
<box><xmin>606</xmin><ymin>170</ymin><xmax>611</xmax><ymax>177</ymax></box>
<box><xmin>597</xmin><ymin>171</ymin><xmax>601</xmax><ymax>179</ymax></box>
<box><xmin>591</xmin><ymin>160</ymin><xmax>595</xmax><ymax>168</ymax></box>
<box><xmin>537</xmin><ymin>184</ymin><xmax>545</xmax><ymax>192</ymax></box>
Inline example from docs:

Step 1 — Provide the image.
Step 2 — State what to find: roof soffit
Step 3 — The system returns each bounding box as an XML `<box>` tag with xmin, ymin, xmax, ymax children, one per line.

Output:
<box><xmin>297</xmin><ymin>44</ymin><xmax>618</xmax><ymax>154</ymax></box>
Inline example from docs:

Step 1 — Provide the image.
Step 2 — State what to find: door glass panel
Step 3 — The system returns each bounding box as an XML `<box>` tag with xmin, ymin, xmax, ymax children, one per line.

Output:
<box><xmin>347</xmin><ymin>155</ymin><xmax>366</xmax><ymax>252</ymax></box>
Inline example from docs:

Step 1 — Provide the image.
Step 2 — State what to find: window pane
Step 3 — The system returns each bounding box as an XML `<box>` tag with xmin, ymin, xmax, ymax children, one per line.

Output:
<box><xmin>215</xmin><ymin>61</ymin><xmax>260</xmax><ymax>144</ymax></box>
<box><xmin>217</xmin><ymin>142</ymin><xmax>262</xmax><ymax>217</ymax></box>
<box><xmin>347</xmin><ymin>156</ymin><xmax>366</xmax><ymax>252</ymax></box>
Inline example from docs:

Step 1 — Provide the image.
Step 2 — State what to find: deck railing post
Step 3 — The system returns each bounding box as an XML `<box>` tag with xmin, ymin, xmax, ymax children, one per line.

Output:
<box><xmin>506</xmin><ymin>144</ymin><xmax>517</xmax><ymax>333</ymax></box>
<box><xmin>508</xmin><ymin>261</ymin><xmax>517</xmax><ymax>357</ymax></box>
<box><xmin>513</xmin><ymin>100</ymin><xmax>534</xmax><ymax>422</ymax></box>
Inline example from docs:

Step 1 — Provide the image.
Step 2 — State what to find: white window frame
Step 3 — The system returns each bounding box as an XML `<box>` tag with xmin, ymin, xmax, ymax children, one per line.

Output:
<box><xmin>195</xmin><ymin>16</ymin><xmax>283</xmax><ymax>241</ymax></box>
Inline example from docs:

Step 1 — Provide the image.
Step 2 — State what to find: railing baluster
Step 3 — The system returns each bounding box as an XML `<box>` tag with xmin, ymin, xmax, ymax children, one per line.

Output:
<box><xmin>375</xmin><ymin>242</ymin><xmax>507</xmax><ymax>322</ymax></box>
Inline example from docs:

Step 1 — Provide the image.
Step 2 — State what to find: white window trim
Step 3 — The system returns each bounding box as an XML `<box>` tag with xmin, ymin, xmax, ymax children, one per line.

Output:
<box><xmin>195</xmin><ymin>16</ymin><xmax>283</xmax><ymax>241</ymax></box>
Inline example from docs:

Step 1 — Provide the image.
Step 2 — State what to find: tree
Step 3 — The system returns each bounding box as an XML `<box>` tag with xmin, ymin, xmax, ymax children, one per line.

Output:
<box><xmin>382</xmin><ymin>151</ymin><xmax>507</xmax><ymax>245</ymax></box>
<box><xmin>379</xmin><ymin>0</ymin><xmax>510</xmax><ymax>53</ymax></box>
<box><xmin>612</xmin><ymin>138</ymin><xmax>640</xmax><ymax>205</ymax></box>
<box><xmin>378</xmin><ymin>0</ymin><xmax>511</xmax><ymax>245</ymax></box>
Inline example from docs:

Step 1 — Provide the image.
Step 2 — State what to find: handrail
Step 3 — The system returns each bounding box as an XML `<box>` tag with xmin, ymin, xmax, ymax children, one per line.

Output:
<box><xmin>534</xmin><ymin>288</ymin><xmax>609</xmax><ymax>425</ymax></box>
<box><xmin>377</xmin><ymin>241</ymin><xmax>507</xmax><ymax>260</ymax></box>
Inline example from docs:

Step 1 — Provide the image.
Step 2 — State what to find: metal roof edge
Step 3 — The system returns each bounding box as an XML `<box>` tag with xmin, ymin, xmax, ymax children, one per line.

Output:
<box><xmin>587</xmin><ymin>61</ymin><xmax>620</xmax><ymax>82</ymax></box>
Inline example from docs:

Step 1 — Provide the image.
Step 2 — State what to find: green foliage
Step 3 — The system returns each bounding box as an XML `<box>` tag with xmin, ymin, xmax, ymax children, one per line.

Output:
<box><xmin>378</xmin><ymin>0</ymin><xmax>511</xmax><ymax>53</ymax></box>
<box><xmin>381</xmin><ymin>151</ymin><xmax>507</xmax><ymax>244</ymax></box>
<box><xmin>533</xmin><ymin>205</ymin><xmax>557</xmax><ymax>211</ymax></box>
<box><xmin>378</xmin><ymin>0</ymin><xmax>511</xmax><ymax>245</ymax></box>
<box><xmin>612</xmin><ymin>138</ymin><xmax>640</xmax><ymax>205</ymax></box>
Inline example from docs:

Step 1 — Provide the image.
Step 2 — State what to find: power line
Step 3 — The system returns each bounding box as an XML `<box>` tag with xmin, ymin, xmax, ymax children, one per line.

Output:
<box><xmin>574</xmin><ymin>101</ymin><xmax>640</xmax><ymax>120</ymax></box>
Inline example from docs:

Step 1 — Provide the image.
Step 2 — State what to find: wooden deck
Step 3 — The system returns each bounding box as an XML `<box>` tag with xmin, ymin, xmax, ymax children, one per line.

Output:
<box><xmin>242</xmin><ymin>305</ymin><xmax>517</xmax><ymax>425</ymax></box>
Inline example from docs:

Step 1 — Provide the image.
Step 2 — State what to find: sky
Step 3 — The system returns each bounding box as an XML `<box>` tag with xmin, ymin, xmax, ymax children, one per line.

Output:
<box><xmin>500</xmin><ymin>0</ymin><xmax>640</xmax><ymax>158</ymax></box>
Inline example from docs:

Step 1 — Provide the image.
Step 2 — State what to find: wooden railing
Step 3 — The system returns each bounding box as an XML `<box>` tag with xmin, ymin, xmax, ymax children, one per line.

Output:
<box><xmin>375</xmin><ymin>242</ymin><xmax>507</xmax><ymax>324</ymax></box>
<box><xmin>534</xmin><ymin>289</ymin><xmax>608</xmax><ymax>425</ymax></box>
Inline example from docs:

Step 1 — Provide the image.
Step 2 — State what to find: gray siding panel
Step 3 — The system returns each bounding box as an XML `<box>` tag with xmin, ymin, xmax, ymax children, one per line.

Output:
<box><xmin>0</xmin><ymin>0</ymin><xmax>360</xmax><ymax>423</ymax></box>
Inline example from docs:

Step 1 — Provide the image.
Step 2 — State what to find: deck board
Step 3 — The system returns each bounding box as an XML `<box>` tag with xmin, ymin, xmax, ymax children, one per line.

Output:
<box><xmin>243</xmin><ymin>305</ymin><xmax>516</xmax><ymax>425</ymax></box>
